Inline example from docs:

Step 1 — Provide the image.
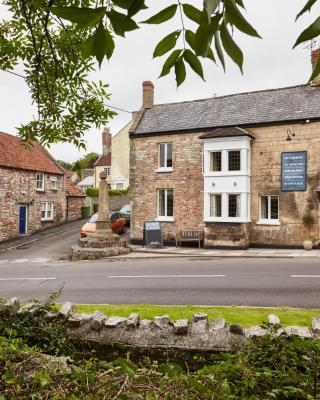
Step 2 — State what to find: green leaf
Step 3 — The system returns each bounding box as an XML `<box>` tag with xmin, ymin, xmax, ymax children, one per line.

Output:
<box><xmin>182</xmin><ymin>3</ymin><xmax>202</xmax><ymax>24</ymax></box>
<box><xmin>224</xmin><ymin>0</ymin><xmax>261</xmax><ymax>37</ymax></box>
<box><xmin>153</xmin><ymin>31</ymin><xmax>181</xmax><ymax>58</ymax></box>
<box><xmin>194</xmin><ymin>15</ymin><xmax>221</xmax><ymax>56</ymax></box>
<box><xmin>112</xmin><ymin>0</ymin><xmax>133</xmax><ymax>8</ymax></box>
<box><xmin>220</xmin><ymin>23</ymin><xmax>243</xmax><ymax>72</ymax></box>
<box><xmin>93</xmin><ymin>24</ymin><xmax>115</xmax><ymax>66</ymax></box>
<box><xmin>107</xmin><ymin>9</ymin><xmax>138</xmax><ymax>37</ymax></box>
<box><xmin>293</xmin><ymin>17</ymin><xmax>320</xmax><ymax>47</ymax></box>
<box><xmin>309</xmin><ymin>51</ymin><xmax>320</xmax><ymax>82</ymax></box>
<box><xmin>116</xmin><ymin>358</ymin><xmax>138</xmax><ymax>377</ymax></box>
<box><xmin>159</xmin><ymin>49</ymin><xmax>182</xmax><ymax>77</ymax></box>
<box><xmin>143</xmin><ymin>5</ymin><xmax>177</xmax><ymax>24</ymax></box>
<box><xmin>128</xmin><ymin>0</ymin><xmax>147</xmax><ymax>17</ymax></box>
<box><xmin>204</xmin><ymin>0</ymin><xmax>220</xmax><ymax>22</ymax></box>
<box><xmin>51</xmin><ymin>6</ymin><xmax>106</xmax><ymax>27</ymax></box>
<box><xmin>234</xmin><ymin>0</ymin><xmax>245</xmax><ymax>8</ymax></box>
<box><xmin>185</xmin><ymin>29</ymin><xmax>196</xmax><ymax>51</ymax></box>
<box><xmin>296</xmin><ymin>0</ymin><xmax>318</xmax><ymax>20</ymax></box>
<box><xmin>214</xmin><ymin>32</ymin><xmax>225</xmax><ymax>70</ymax></box>
<box><xmin>35</xmin><ymin>372</ymin><xmax>52</xmax><ymax>388</ymax></box>
<box><xmin>207</xmin><ymin>47</ymin><xmax>216</xmax><ymax>62</ymax></box>
<box><xmin>183</xmin><ymin>49</ymin><xmax>205</xmax><ymax>80</ymax></box>
<box><xmin>175</xmin><ymin>57</ymin><xmax>186</xmax><ymax>86</ymax></box>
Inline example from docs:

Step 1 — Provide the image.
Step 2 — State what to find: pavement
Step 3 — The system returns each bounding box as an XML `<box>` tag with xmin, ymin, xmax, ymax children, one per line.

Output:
<box><xmin>128</xmin><ymin>245</ymin><xmax>320</xmax><ymax>258</ymax></box>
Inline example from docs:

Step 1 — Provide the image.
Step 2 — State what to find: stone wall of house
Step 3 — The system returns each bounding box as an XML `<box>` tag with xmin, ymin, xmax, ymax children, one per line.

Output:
<box><xmin>67</xmin><ymin>197</ymin><xmax>85</xmax><ymax>221</ymax></box>
<box><xmin>130</xmin><ymin>121</ymin><xmax>320</xmax><ymax>247</ymax></box>
<box><xmin>0</xmin><ymin>168</ymin><xmax>66</xmax><ymax>241</ymax></box>
<box><xmin>130</xmin><ymin>133</ymin><xmax>204</xmax><ymax>242</ymax></box>
<box><xmin>250</xmin><ymin>121</ymin><xmax>320</xmax><ymax>246</ymax></box>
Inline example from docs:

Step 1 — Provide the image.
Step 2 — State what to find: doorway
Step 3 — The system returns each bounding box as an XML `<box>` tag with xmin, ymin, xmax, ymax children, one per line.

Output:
<box><xmin>19</xmin><ymin>205</ymin><xmax>28</xmax><ymax>235</ymax></box>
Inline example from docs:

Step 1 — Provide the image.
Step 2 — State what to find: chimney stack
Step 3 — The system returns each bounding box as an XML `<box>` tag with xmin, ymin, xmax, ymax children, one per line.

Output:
<box><xmin>142</xmin><ymin>81</ymin><xmax>154</xmax><ymax>108</ymax></box>
<box><xmin>311</xmin><ymin>49</ymin><xmax>320</xmax><ymax>86</ymax></box>
<box><xmin>102</xmin><ymin>127</ymin><xmax>111</xmax><ymax>156</ymax></box>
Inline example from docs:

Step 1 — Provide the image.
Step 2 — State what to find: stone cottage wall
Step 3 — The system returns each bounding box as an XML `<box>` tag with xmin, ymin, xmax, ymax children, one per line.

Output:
<box><xmin>130</xmin><ymin>121</ymin><xmax>320</xmax><ymax>247</ymax></box>
<box><xmin>67</xmin><ymin>197</ymin><xmax>85</xmax><ymax>221</ymax></box>
<box><xmin>0</xmin><ymin>168</ymin><xmax>66</xmax><ymax>241</ymax></box>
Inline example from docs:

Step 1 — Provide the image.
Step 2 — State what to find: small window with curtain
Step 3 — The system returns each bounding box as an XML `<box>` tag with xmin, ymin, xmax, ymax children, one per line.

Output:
<box><xmin>210</xmin><ymin>151</ymin><xmax>222</xmax><ymax>172</ymax></box>
<box><xmin>36</xmin><ymin>173</ymin><xmax>44</xmax><ymax>191</ymax></box>
<box><xmin>259</xmin><ymin>195</ymin><xmax>279</xmax><ymax>223</ymax></box>
<box><xmin>158</xmin><ymin>143</ymin><xmax>173</xmax><ymax>170</ymax></box>
<box><xmin>209</xmin><ymin>194</ymin><xmax>222</xmax><ymax>217</ymax></box>
<box><xmin>157</xmin><ymin>189</ymin><xmax>173</xmax><ymax>218</ymax></box>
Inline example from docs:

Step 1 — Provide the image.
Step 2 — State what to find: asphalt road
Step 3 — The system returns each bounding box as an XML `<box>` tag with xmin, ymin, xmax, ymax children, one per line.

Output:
<box><xmin>0</xmin><ymin>245</ymin><xmax>320</xmax><ymax>307</ymax></box>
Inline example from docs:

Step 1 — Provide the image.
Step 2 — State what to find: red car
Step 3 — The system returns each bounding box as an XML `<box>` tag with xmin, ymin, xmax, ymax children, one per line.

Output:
<box><xmin>80</xmin><ymin>212</ymin><xmax>127</xmax><ymax>237</ymax></box>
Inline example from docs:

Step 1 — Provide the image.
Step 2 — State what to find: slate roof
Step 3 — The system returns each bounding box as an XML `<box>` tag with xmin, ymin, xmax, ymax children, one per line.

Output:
<box><xmin>95</xmin><ymin>154</ymin><xmax>111</xmax><ymax>167</ymax></box>
<box><xmin>65</xmin><ymin>177</ymin><xmax>85</xmax><ymax>197</ymax></box>
<box><xmin>199</xmin><ymin>127</ymin><xmax>255</xmax><ymax>139</ymax></box>
<box><xmin>133</xmin><ymin>85</ymin><xmax>320</xmax><ymax>135</ymax></box>
<box><xmin>0</xmin><ymin>131</ymin><xmax>64</xmax><ymax>174</ymax></box>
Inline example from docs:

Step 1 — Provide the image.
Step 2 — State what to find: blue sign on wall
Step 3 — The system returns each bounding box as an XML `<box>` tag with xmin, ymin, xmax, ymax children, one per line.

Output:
<box><xmin>281</xmin><ymin>151</ymin><xmax>307</xmax><ymax>191</ymax></box>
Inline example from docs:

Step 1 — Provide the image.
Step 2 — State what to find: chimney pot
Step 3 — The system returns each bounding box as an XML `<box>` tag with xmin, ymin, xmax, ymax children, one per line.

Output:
<box><xmin>142</xmin><ymin>80</ymin><xmax>154</xmax><ymax>108</ymax></box>
<box><xmin>102</xmin><ymin>127</ymin><xmax>111</xmax><ymax>156</ymax></box>
<box><xmin>311</xmin><ymin>49</ymin><xmax>320</xmax><ymax>86</ymax></box>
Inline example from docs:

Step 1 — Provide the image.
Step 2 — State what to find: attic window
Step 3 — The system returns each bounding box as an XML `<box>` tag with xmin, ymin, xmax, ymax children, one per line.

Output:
<box><xmin>50</xmin><ymin>176</ymin><xmax>58</xmax><ymax>190</ymax></box>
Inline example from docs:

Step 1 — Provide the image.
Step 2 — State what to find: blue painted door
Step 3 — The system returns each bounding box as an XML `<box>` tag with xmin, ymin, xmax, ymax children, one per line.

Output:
<box><xmin>19</xmin><ymin>206</ymin><xmax>27</xmax><ymax>235</ymax></box>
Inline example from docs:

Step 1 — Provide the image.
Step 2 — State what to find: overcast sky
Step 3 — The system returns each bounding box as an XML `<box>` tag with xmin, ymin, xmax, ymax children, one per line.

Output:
<box><xmin>1</xmin><ymin>0</ymin><xmax>319</xmax><ymax>162</ymax></box>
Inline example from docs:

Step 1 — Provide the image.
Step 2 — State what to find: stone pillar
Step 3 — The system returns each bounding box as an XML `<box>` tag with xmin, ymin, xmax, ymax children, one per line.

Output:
<box><xmin>96</xmin><ymin>171</ymin><xmax>111</xmax><ymax>233</ymax></box>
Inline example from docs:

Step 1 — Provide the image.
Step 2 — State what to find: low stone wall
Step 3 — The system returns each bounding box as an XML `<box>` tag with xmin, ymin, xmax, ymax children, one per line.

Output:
<box><xmin>5</xmin><ymin>299</ymin><xmax>320</xmax><ymax>361</ymax></box>
<box><xmin>91</xmin><ymin>194</ymin><xmax>129</xmax><ymax>212</ymax></box>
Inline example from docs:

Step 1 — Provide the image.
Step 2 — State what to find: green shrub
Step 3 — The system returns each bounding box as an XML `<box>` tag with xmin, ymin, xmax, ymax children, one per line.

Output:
<box><xmin>86</xmin><ymin>187</ymin><xmax>129</xmax><ymax>197</ymax></box>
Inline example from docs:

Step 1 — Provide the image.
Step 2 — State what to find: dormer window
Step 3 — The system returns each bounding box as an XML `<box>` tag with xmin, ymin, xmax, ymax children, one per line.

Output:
<box><xmin>36</xmin><ymin>173</ymin><xmax>44</xmax><ymax>191</ymax></box>
<box><xmin>158</xmin><ymin>143</ymin><xmax>173</xmax><ymax>172</ymax></box>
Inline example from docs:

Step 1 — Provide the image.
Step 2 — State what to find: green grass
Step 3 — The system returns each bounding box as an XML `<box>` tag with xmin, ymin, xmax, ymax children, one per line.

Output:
<box><xmin>76</xmin><ymin>304</ymin><xmax>320</xmax><ymax>328</ymax></box>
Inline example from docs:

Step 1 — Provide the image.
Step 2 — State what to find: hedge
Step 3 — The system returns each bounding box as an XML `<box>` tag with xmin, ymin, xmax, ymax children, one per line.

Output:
<box><xmin>86</xmin><ymin>187</ymin><xmax>129</xmax><ymax>197</ymax></box>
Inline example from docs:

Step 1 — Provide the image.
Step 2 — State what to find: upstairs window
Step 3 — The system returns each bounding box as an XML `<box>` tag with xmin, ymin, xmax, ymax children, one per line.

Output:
<box><xmin>158</xmin><ymin>189</ymin><xmax>173</xmax><ymax>218</ymax></box>
<box><xmin>210</xmin><ymin>151</ymin><xmax>222</xmax><ymax>172</ymax></box>
<box><xmin>158</xmin><ymin>143</ymin><xmax>173</xmax><ymax>170</ymax></box>
<box><xmin>36</xmin><ymin>173</ymin><xmax>44</xmax><ymax>191</ymax></box>
<box><xmin>228</xmin><ymin>194</ymin><xmax>240</xmax><ymax>218</ymax></box>
<box><xmin>260</xmin><ymin>195</ymin><xmax>279</xmax><ymax>222</ymax></box>
<box><xmin>50</xmin><ymin>176</ymin><xmax>58</xmax><ymax>190</ymax></box>
<box><xmin>228</xmin><ymin>150</ymin><xmax>241</xmax><ymax>171</ymax></box>
<box><xmin>104</xmin><ymin>167</ymin><xmax>111</xmax><ymax>176</ymax></box>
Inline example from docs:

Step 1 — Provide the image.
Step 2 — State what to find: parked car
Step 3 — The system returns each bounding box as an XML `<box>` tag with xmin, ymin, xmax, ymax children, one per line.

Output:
<box><xmin>80</xmin><ymin>212</ymin><xmax>127</xmax><ymax>237</ymax></box>
<box><xmin>118</xmin><ymin>204</ymin><xmax>130</xmax><ymax>226</ymax></box>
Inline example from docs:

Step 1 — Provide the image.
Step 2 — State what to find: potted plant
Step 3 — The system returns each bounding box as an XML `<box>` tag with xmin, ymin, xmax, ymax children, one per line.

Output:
<box><xmin>302</xmin><ymin>208</ymin><xmax>315</xmax><ymax>250</ymax></box>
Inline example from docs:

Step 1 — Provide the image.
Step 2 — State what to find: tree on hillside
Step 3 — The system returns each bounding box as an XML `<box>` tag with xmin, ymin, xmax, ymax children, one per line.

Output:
<box><xmin>0</xmin><ymin>0</ymin><xmax>319</xmax><ymax>147</ymax></box>
<box><xmin>57</xmin><ymin>159</ymin><xmax>73</xmax><ymax>171</ymax></box>
<box><xmin>71</xmin><ymin>152</ymin><xmax>99</xmax><ymax>177</ymax></box>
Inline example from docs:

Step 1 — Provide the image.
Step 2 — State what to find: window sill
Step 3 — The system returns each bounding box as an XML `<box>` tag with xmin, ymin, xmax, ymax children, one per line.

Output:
<box><xmin>256</xmin><ymin>220</ymin><xmax>280</xmax><ymax>226</ymax></box>
<box><xmin>156</xmin><ymin>168</ymin><xmax>173</xmax><ymax>173</ymax></box>
<box><xmin>41</xmin><ymin>218</ymin><xmax>53</xmax><ymax>222</ymax></box>
<box><xmin>203</xmin><ymin>172</ymin><xmax>251</xmax><ymax>177</ymax></box>
<box><xmin>50</xmin><ymin>189</ymin><xmax>58</xmax><ymax>191</ymax></box>
<box><xmin>204</xmin><ymin>218</ymin><xmax>250</xmax><ymax>223</ymax></box>
<box><xmin>36</xmin><ymin>189</ymin><xmax>45</xmax><ymax>192</ymax></box>
<box><xmin>156</xmin><ymin>217</ymin><xmax>175</xmax><ymax>222</ymax></box>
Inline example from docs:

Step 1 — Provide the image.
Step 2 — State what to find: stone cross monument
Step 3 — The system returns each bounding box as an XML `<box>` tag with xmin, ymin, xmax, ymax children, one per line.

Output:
<box><xmin>96</xmin><ymin>170</ymin><xmax>111</xmax><ymax>233</ymax></box>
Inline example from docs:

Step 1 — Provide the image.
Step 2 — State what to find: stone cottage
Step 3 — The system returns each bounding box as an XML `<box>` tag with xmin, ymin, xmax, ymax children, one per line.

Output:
<box><xmin>65</xmin><ymin>175</ymin><xmax>86</xmax><ymax>221</ymax></box>
<box><xmin>129</xmin><ymin>50</ymin><xmax>320</xmax><ymax>248</ymax></box>
<box><xmin>0</xmin><ymin>132</ymin><xmax>74</xmax><ymax>241</ymax></box>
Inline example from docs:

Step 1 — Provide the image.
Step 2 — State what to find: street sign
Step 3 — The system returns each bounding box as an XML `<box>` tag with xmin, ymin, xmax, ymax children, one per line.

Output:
<box><xmin>143</xmin><ymin>221</ymin><xmax>163</xmax><ymax>248</ymax></box>
<box><xmin>281</xmin><ymin>151</ymin><xmax>307</xmax><ymax>191</ymax></box>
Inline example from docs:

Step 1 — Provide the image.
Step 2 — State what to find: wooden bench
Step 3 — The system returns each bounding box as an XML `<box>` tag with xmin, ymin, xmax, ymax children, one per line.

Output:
<box><xmin>176</xmin><ymin>229</ymin><xmax>204</xmax><ymax>248</ymax></box>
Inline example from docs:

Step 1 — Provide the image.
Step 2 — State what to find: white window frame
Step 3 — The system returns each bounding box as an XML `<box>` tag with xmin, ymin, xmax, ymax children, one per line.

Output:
<box><xmin>104</xmin><ymin>167</ymin><xmax>111</xmax><ymax>176</ymax></box>
<box><xmin>116</xmin><ymin>183</ymin><xmax>124</xmax><ymax>190</ymax></box>
<box><xmin>41</xmin><ymin>201</ymin><xmax>54</xmax><ymax>221</ymax></box>
<box><xmin>50</xmin><ymin>176</ymin><xmax>58</xmax><ymax>190</ymax></box>
<box><xmin>36</xmin><ymin>173</ymin><xmax>44</xmax><ymax>191</ymax></box>
<box><xmin>157</xmin><ymin>143</ymin><xmax>173</xmax><ymax>172</ymax></box>
<box><xmin>209</xmin><ymin>193</ymin><xmax>222</xmax><ymax>218</ymax></box>
<box><xmin>257</xmin><ymin>195</ymin><xmax>280</xmax><ymax>225</ymax></box>
<box><xmin>156</xmin><ymin>188</ymin><xmax>174</xmax><ymax>222</ymax></box>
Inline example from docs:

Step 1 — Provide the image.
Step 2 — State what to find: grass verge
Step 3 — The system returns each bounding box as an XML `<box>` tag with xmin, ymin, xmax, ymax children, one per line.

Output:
<box><xmin>76</xmin><ymin>304</ymin><xmax>320</xmax><ymax>327</ymax></box>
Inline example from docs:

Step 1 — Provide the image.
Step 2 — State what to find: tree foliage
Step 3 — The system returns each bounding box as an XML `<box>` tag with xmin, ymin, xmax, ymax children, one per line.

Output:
<box><xmin>0</xmin><ymin>0</ymin><xmax>319</xmax><ymax>147</ymax></box>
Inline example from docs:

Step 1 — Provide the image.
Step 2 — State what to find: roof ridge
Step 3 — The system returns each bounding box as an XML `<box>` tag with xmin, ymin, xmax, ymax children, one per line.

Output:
<box><xmin>151</xmin><ymin>84</ymin><xmax>309</xmax><ymax>108</ymax></box>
